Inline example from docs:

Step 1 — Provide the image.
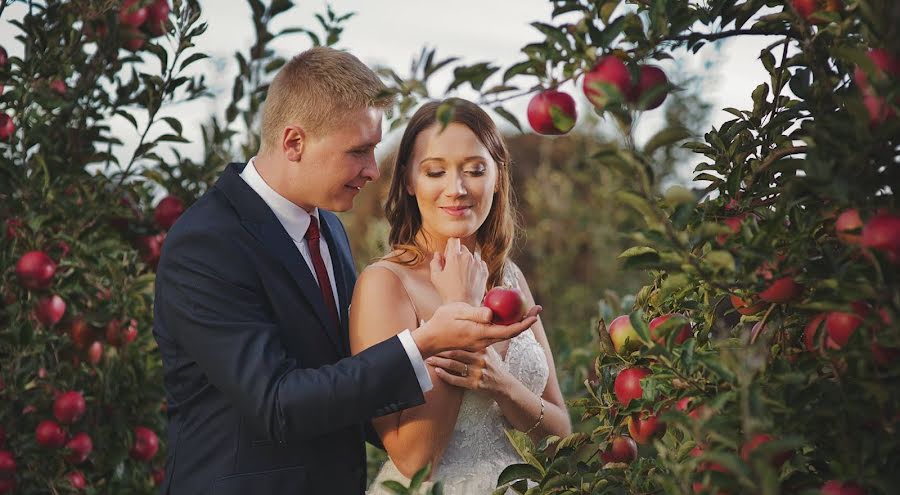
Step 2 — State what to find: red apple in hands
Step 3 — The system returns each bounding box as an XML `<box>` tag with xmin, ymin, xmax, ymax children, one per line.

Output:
<box><xmin>600</xmin><ymin>435</ymin><xmax>638</xmax><ymax>464</ymax></box>
<box><xmin>740</xmin><ymin>433</ymin><xmax>792</xmax><ymax>468</ymax></box>
<box><xmin>65</xmin><ymin>432</ymin><xmax>93</xmax><ymax>464</ymax></box>
<box><xmin>154</xmin><ymin>195</ymin><xmax>185</xmax><ymax>230</ymax></box>
<box><xmin>482</xmin><ymin>287</ymin><xmax>527</xmax><ymax>325</ymax></box>
<box><xmin>614</xmin><ymin>367</ymin><xmax>650</xmax><ymax>406</ymax></box>
<box><xmin>821</xmin><ymin>480</ymin><xmax>866</xmax><ymax>495</ymax></box>
<box><xmin>54</xmin><ymin>391</ymin><xmax>86</xmax><ymax>424</ymax></box>
<box><xmin>130</xmin><ymin>426</ymin><xmax>159</xmax><ymax>461</ymax></box>
<box><xmin>759</xmin><ymin>276</ymin><xmax>803</xmax><ymax>303</ymax></box>
<box><xmin>527</xmin><ymin>90</ymin><xmax>577</xmax><ymax>135</ymax></box>
<box><xmin>649</xmin><ymin>313</ymin><xmax>691</xmax><ymax>345</ymax></box>
<box><xmin>835</xmin><ymin>209</ymin><xmax>863</xmax><ymax>245</ymax></box>
<box><xmin>608</xmin><ymin>315</ymin><xmax>641</xmax><ymax>353</ymax></box>
<box><xmin>15</xmin><ymin>251</ymin><xmax>57</xmax><ymax>289</ymax></box>
<box><xmin>35</xmin><ymin>294</ymin><xmax>66</xmax><ymax>326</ymax></box>
<box><xmin>825</xmin><ymin>302</ymin><xmax>869</xmax><ymax>348</ymax></box>
<box><xmin>0</xmin><ymin>114</ymin><xmax>14</xmax><ymax>141</ymax></box>
<box><xmin>145</xmin><ymin>0</ymin><xmax>171</xmax><ymax>37</ymax></box>
<box><xmin>631</xmin><ymin>65</ymin><xmax>669</xmax><ymax>110</ymax></box>
<box><xmin>35</xmin><ymin>420</ymin><xmax>66</xmax><ymax>448</ymax></box>
<box><xmin>628</xmin><ymin>410</ymin><xmax>665</xmax><ymax>444</ymax></box>
<box><xmin>583</xmin><ymin>55</ymin><xmax>633</xmax><ymax>110</ymax></box>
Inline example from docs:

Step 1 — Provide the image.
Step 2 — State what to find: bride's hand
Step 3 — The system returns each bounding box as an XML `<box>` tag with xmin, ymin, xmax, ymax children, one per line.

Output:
<box><xmin>426</xmin><ymin>346</ymin><xmax>512</xmax><ymax>395</ymax></box>
<box><xmin>430</xmin><ymin>238</ymin><xmax>488</xmax><ymax>306</ymax></box>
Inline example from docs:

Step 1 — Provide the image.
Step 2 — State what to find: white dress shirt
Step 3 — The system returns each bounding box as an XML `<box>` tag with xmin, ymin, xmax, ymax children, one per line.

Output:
<box><xmin>240</xmin><ymin>158</ymin><xmax>432</xmax><ymax>393</ymax></box>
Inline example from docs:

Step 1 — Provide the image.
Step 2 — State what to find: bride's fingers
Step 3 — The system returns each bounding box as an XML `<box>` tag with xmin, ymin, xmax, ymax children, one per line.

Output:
<box><xmin>432</xmin><ymin>349</ymin><xmax>481</xmax><ymax>362</ymax></box>
<box><xmin>425</xmin><ymin>356</ymin><xmax>468</xmax><ymax>376</ymax></box>
<box><xmin>445</xmin><ymin>238</ymin><xmax>461</xmax><ymax>259</ymax></box>
<box><xmin>433</xmin><ymin>367</ymin><xmax>476</xmax><ymax>389</ymax></box>
<box><xmin>430</xmin><ymin>252</ymin><xmax>443</xmax><ymax>275</ymax></box>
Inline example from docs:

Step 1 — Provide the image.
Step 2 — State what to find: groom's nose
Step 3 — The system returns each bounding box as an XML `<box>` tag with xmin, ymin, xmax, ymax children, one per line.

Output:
<box><xmin>361</xmin><ymin>155</ymin><xmax>380</xmax><ymax>182</ymax></box>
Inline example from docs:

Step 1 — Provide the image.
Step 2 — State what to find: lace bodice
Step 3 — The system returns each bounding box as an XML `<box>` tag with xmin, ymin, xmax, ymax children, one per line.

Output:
<box><xmin>369</xmin><ymin>263</ymin><xmax>550</xmax><ymax>494</ymax></box>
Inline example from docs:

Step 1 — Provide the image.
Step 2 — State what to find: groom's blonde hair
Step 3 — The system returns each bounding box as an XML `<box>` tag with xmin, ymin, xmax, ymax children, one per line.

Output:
<box><xmin>259</xmin><ymin>46</ymin><xmax>393</xmax><ymax>151</ymax></box>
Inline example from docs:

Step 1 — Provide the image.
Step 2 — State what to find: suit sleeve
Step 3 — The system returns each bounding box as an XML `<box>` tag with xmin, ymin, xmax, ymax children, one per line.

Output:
<box><xmin>155</xmin><ymin>227</ymin><xmax>425</xmax><ymax>445</ymax></box>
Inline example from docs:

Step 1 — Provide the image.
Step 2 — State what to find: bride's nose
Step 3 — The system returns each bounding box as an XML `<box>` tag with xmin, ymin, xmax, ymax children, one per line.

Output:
<box><xmin>444</xmin><ymin>172</ymin><xmax>467</xmax><ymax>197</ymax></box>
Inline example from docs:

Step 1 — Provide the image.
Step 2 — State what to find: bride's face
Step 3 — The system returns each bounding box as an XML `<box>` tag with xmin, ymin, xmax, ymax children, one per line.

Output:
<box><xmin>406</xmin><ymin>122</ymin><xmax>498</xmax><ymax>247</ymax></box>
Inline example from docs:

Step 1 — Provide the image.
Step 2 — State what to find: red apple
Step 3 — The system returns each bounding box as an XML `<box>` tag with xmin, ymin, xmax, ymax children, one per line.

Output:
<box><xmin>49</xmin><ymin>79</ymin><xmax>66</xmax><ymax>96</ymax></box>
<box><xmin>861</xmin><ymin>212</ymin><xmax>900</xmax><ymax>262</ymax></box>
<box><xmin>632</xmin><ymin>65</ymin><xmax>668</xmax><ymax>110</ymax></box>
<box><xmin>15</xmin><ymin>250</ymin><xmax>57</xmax><ymax>289</ymax></box>
<box><xmin>35</xmin><ymin>419</ymin><xmax>66</xmax><ymax>448</ymax></box>
<box><xmin>527</xmin><ymin>90</ymin><xmax>577</xmax><ymax>135</ymax></box>
<box><xmin>54</xmin><ymin>391</ymin><xmax>86</xmax><ymax>424</ymax></box>
<box><xmin>740</xmin><ymin>433</ymin><xmax>792</xmax><ymax>468</ymax></box>
<box><xmin>65</xmin><ymin>432</ymin><xmax>93</xmax><ymax>464</ymax></box>
<box><xmin>854</xmin><ymin>48</ymin><xmax>900</xmax><ymax>97</ymax></box>
<box><xmin>154</xmin><ymin>195</ymin><xmax>185</xmax><ymax>230</ymax></box>
<box><xmin>145</xmin><ymin>0</ymin><xmax>171</xmax><ymax>37</ymax></box>
<box><xmin>863</xmin><ymin>94</ymin><xmax>896</xmax><ymax>126</ymax></box>
<box><xmin>0</xmin><ymin>426</ymin><xmax>5</xmax><ymax>446</ymax></box>
<box><xmin>803</xmin><ymin>313</ymin><xmax>839</xmax><ymax>352</ymax></box>
<box><xmin>821</xmin><ymin>480</ymin><xmax>866</xmax><ymax>495</ymax></box>
<box><xmin>35</xmin><ymin>294</ymin><xmax>66</xmax><ymax>326</ymax></box>
<box><xmin>151</xmin><ymin>467</ymin><xmax>165</xmax><ymax>485</ymax></box>
<box><xmin>88</xmin><ymin>341</ymin><xmax>103</xmax><ymax>365</ymax></box>
<box><xmin>123</xmin><ymin>319</ymin><xmax>138</xmax><ymax>344</ymax></box>
<box><xmin>0</xmin><ymin>477</ymin><xmax>14</xmax><ymax>493</ymax></box>
<box><xmin>649</xmin><ymin>313</ymin><xmax>691</xmax><ymax>345</ymax></box>
<box><xmin>600</xmin><ymin>435</ymin><xmax>638</xmax><ymax>464</ymax></box>
<box><xmin>717</xmin><ymin>215</ymin><xmax>745</xmax><ymax>245</ymax></box>
<box><xmin>614</xmin><ymin>367</ymin><xmax>650</xmax><ymax>406</ymax></box>
<box><xmin>67</xmin><ymin>470</ymin><xmax>86</xmax><ymax>490</ymax></box>
<box><xmin>730</xmin><ymin>294</ymin><xmax>764</xmax><ymax>315</ymax></box>
<box><xmin>583</xmin><ymin>55</ymin><xmax>633</xmax><ymax>110</ymax></box>
<box><xmin>759</xmin><ymin>276</ymin><xmax>803</xmax><ymax>303</ymax></box>
<box><xmin>608</xmin><ymin>314</ymin><xmax>641</xmax><ymax>353</ymax></box>
<box><xmin>137</xmin><ymin>233</ymin><xmax>165</xmax><ymax>268</ymax></box>
<box><xmin>0</xmin><ymin>450</ymin><xmax>15</xmax><ymax>473</ymax></box>
<box><xmin>119</xmin><ymin>0</ymin><xmax>148</xmax><ymax>27</ymax></box>
<box><xmin>825</xmin><ymin>302</ymin><xmax>869</xmax><ymax>348</ymax></box>
<box><xmin>835</xmin><ymin>209</ymin><xmax>863</xmax><ymax>245</ymax></box>
<box><xmin>68</xmin><ymin>318</ymin><xmax>94</xmax><ymax>350</ymax></box>
<box><xmin>791</xmin><ymin>0</ymin><xmax>817</xmax><ymax>19</ymax></box>
<box><xmin>130</xmin><ymin>426</ymin><xmax>159</xmax><ymax>461</ymax></box>
<box><xmin>122</xmin><ymin>28</ymin><xmax>146</xmax><ymax>52</ymax></box>
<box><xmin>0</xmin><ymin>114</ymin><xmax>14</xmax><ymax>141</ymax></box>
<box><xmin>4</xmin><ymin>218</ymin><xmax>24</xmax><ymax>239</ymax></box>
<box><xmin>483</xmin><ymin>287</ymin><xmax>527</xmax><ymax>325</ymax></box>
<box><xmin>628</xmin><ymin>410</ymin><xmax>665</xmax><ymax>444</ymax></box>
<box><xmin>0</xmin><ymin>46</ymin><xmax>7</xmax><ymax>67</ymax></box>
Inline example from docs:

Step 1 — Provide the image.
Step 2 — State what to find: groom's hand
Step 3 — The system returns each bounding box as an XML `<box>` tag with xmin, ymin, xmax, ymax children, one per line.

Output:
<box><xmin>411</xmin><ymin>302</ymin><xmax>541</xmax><ymax>359</ymax></box>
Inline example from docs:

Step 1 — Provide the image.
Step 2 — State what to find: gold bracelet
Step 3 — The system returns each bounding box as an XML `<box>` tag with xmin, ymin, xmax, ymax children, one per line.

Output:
<box><xmin>524</xmin><ymin>396</ymin><xmax>544</xmax><ymax>435</ymax></box>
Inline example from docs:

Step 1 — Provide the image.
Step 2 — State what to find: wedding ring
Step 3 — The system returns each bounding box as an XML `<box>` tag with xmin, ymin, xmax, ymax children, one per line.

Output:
<box><xmin>462</xmin><ymin>364</ymin><xmax>469</xmax><ymax>377</ymax></box>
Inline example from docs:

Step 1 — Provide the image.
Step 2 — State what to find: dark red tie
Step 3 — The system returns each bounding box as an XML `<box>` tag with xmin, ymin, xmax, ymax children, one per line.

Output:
<box><xmin>305</xmin><ymin>217</ymin><xmax>340</xmax><ymax>329</ymax></box>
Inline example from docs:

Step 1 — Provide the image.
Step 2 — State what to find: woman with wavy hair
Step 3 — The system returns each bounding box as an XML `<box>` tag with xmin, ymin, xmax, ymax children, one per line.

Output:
<box><xmin>350</xmin><ymin>98</ymin><xmax>571</xmax><ymax>494</ymax></box>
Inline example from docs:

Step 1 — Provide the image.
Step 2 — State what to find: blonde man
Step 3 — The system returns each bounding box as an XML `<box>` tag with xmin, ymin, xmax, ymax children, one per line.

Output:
<box><xmin>153</xmin><ymin>46</ymin><xmax>539</xmax><ymax>494</ymax></box>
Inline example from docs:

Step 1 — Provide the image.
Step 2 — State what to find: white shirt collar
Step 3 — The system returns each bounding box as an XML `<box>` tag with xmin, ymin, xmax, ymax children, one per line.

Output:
<box><xmin>239</xmin><ymin>157</ymin><xmax>319</xmax><ymax>242</ymax></box>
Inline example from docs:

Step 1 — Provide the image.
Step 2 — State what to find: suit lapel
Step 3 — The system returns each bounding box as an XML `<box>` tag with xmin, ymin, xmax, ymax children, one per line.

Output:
<box><xmin>216</xmin><ymin>163</ymin><xmax>343</xmax><ymax>354</ymax></box>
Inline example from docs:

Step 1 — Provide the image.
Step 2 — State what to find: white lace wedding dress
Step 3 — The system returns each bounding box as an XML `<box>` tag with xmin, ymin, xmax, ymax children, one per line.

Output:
<box><xmin>368</xmin><ymin>265</ymin><xmax>550</xmax><ymax>495</ymax></box>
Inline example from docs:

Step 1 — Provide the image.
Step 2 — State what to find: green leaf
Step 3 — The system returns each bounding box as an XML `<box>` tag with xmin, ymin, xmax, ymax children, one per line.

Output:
<box><xmin>497</xmin><ymin>463</ymin><xmax>543</xmax><ymax>485</ymax></box>
<box><xmin>549</xmin><ymin>105</ymin><xmax>576</xmax><ymax>133</ymax></box>
<box><xmin>493</xmin><ymin>106</ymin><xmax>523</xmax><ymax>133</ymax></box>
<box><xmin>409</xmin><ymin>463</ymin><xmax>431</xmax><ymax>490</ymax></box>
<box><xmin>436</xmin><ymin>101</ymin><xmax>456</xmax><ymax>129</ymax></box>
<box><xmin>503</xmin><ymin>60</ymin><xmax>533</xmax><ymax>82</ymax></box>
<box><xmin>703</xmin><ymin>250</ymin><xmax>736</xmax><ymax>273</ymax></box>
<box><xmin>161</xmin><ymin>117</ymin><xmax>182</xmax><ymax>135</ymax></box>
<box><xmin>379</xmin><ymin>480</ymin><xmax>409</xmax><ymax>495</ymax></box>
<box><xmin>644</xmin><ymin>126</ymin><xmax>691</xmax><ymax>155</ymax></box>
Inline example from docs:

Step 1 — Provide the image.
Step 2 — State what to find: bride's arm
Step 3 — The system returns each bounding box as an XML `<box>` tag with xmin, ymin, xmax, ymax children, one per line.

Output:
<box><xmin>349</xmin><ymin>265</ymin><xmax>464</xmax><ymax>478</ymax></box>
<box><xmin>492</xmin><ymin>269</ymin><xmax>571</xmax><ymax>441</ymax></box>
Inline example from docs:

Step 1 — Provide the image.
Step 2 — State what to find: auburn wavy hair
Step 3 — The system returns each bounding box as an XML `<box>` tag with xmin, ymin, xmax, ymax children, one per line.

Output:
<box><xmin>384</xmin><ymin>98</ymin><xmax>518</xmax><ymax>289</ymax></box>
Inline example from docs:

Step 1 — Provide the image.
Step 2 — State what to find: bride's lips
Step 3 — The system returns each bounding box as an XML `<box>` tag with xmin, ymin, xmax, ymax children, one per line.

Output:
<box><xmin>440</xmin><ymin>206</ymin><xmax>472</xmax><ymax>217</ymax></box>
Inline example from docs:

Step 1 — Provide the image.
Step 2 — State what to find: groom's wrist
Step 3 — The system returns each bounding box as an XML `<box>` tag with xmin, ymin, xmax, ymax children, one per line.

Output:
<box><xmin>410</xmin><ymin>321</ymin><xmax>439</xmax><ymax>359</ymax></box>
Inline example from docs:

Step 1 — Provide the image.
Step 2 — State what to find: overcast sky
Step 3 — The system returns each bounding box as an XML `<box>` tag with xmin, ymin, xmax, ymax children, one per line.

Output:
<box><xmin>1</xmin><ymin>0</ymin><xmax>783</xmax><ymax>174</ymax></box>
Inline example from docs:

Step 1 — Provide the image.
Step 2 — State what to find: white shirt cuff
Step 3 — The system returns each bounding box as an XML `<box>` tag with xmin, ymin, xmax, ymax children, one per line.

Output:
<box><xmin>397</xmin><ymin>329</ymin><xmax>433</xmax><ymax>393</ymax></box>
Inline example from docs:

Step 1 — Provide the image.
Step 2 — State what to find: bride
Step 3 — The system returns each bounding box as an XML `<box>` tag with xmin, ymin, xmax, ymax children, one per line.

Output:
<box><xmin>349</xmin><ymin>98</ymin><xmax>571</xmax><ymax>494</ymax></box>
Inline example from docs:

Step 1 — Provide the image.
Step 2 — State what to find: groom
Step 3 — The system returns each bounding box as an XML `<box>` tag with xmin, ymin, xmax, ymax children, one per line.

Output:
<box><xmin>152</xmin><ymin>46</ymin><xmax>538</xmax><ymax>495</ymax></box>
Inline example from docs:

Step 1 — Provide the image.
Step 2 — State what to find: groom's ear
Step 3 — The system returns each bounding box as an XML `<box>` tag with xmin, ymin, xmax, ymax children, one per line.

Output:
<box><xmin>282</xmin><ymin>125</ymin><xmax>306</xmax><ymax>162</ymax></box>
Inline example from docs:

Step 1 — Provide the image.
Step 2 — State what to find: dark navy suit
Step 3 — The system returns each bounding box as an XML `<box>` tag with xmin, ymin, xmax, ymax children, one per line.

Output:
<box><xmin>153</xmin><ymin>162</ymin><xmax>424</xmax><ymax>494</ymax></box>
